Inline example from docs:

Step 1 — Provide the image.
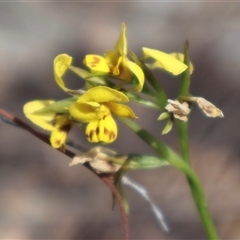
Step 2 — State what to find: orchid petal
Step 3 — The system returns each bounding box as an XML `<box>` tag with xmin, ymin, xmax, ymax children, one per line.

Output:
<box><xmin>108</xmin><ymin>102</ymin><xmax>137</xmax><ymax>118</ymax></box>
<box><xmin>85</xmin><ymin>115</ymin><xmax>117</xmax><ymax>143</ymax></box>
<box><xmin>84</xmin><ymin>55</ymin><xmax>110</xmax><ymax>72</ymax></box>
<box><xmin>142</xmin><ymin>47</ymin><xmax>188</xmax><ymax>75</ymax></box>
<box><xmin>126</xmin><ymin>61</ymin><xmax>145</xmax><ymax>92</ymax></box>
<box><xmin>54</xmin><ymin>54</ymin><xmax>72</xmax><ymax>92</ymax></box>
<box><xmin>23</xmin><ymin>100</ymin><xmax>55</xmax><ymax>131</ymax></box>
<box><xmin>69</xmin><ymin>101</ymin><xmax>105</xmax><ymax>122</ymax></box>
<box><xmin>114</xmin><ymin>22</ymin><xmax>127</xmax><ymax>56</ymax></box>
<box><xmin>50</xmin><ymin>116</ymin><xmax>72</xmax><ymax>149</ymax></box>
<box><xmin>99</xmin><ymin>115</ymin><xmax>117</xmax><ymax>143</ymax></box>
<box><xmin>85</xmin><ymin>121</ymin><xmax>99</xmax><ymax>142</ymax></box>
<box><xmin>169</xmin><ymin>53</ymin><xmax>194</xmax><ymax>74</ymax></box>
<box><xmin>77</xmin><ymin>86</ymin><xmax>129</xmax><ymax>103</ymax></box>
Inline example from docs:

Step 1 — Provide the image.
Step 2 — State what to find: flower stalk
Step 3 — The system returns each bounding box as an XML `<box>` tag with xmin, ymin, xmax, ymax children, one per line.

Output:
<box><xmin>176</xmin><ymin>41</ymin><xmax>218</xmax><ymax>239</ymax></box>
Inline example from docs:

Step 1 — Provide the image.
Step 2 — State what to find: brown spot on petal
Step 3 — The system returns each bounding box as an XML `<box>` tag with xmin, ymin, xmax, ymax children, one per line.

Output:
<box><xmin>86</xmin><ymin>129</ymin><xmax>96</xmax><ymax>141</ymax></box>
<box><xmin>104</xmin><ymin>128</ymin><xmax>116</xmax><ymax>141</ymax></box>
<box><xmin>53</xmin><ymin>140</ymin><xmax>65</xmax><ymax>152</ymax></box>
<box><xmin>54</xmin><ymin>140</ymin><xmax>61</xmax><ymax>147</ymax></box>
<box><xmin>96</xmin><ymin>126</ymin><xmax>99</xmax><ymax>135</ymax></box>
<box><xmin>59</xmin><ymin>124</ymin><xmax>72</xmax><ymax>132</ymax></box>
<box><xmin>89</xmin><ymin>56</ymin><xmax>101</xmax><ymax>68</ymax></box>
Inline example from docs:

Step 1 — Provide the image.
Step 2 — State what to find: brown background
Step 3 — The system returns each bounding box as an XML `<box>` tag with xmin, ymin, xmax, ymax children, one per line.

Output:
<box><xmin>0</xmin><ymin>2</ymin><xmax>240</xmax><ymax>239</ymax></box>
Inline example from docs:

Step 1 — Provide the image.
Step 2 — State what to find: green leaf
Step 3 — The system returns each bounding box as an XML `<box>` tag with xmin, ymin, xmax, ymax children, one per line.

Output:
<box><xmin>122</xmin><ymin>154</ymin><xmax>169</xmax><ymax>170</ymax></box>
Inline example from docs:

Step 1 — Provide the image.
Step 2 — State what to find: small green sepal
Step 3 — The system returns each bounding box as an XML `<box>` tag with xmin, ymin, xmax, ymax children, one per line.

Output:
<box><xmin>33</xmin><ymin>97</ymin><xmax>78</xmax><ymax>115</ymax></box>
<box><xmin>162</xmin><ymin>119</ymin><xmax>173</xmax><ymax>135</ymax></box>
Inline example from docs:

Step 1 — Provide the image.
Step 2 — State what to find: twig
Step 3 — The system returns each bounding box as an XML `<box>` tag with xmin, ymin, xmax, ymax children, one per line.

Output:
<box><xmin>0</xmin><ymin>108</ymin><xmax>129</xmax><ymax>240</ymax></box>
<box><xmin>102</xmin><ymin>175</ymin><xmax>129</xmax><ymax>240</ymax></box>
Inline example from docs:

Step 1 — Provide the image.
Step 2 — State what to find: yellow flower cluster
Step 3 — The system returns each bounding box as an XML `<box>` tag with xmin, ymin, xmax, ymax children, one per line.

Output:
<box><xmin>23</xmin><ymin>23</ymin><xmax>193</xmax><ymax>149</ymax></box>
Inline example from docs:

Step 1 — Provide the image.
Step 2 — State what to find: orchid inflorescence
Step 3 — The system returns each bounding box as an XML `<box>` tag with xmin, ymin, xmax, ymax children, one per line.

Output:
<box><xmin>23</xmin><ymin>23</ymin><xmax>223</xmax><ymax>151</ymax></box>
<box><xmin>21</xmin><ymin>23</ymin><xmax>224</xmax><ymax>238</ymax></box>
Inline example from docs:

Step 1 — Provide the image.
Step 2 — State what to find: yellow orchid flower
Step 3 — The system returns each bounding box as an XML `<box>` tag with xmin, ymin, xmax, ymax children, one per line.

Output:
<box><xmin>23</xmin><ymin>100</ymin><xmax>72</xmax><ymax>149</ymax></box>
<box><xmin>69</xmin><ymin>86</ymin><xmax>137</xmax><ymax>143</ymax></box>
<box><xmin>83</xmin><ymin>23</ymin><xmax>144</xmax><ymax>92</ymax></box>
<box><xmin>142</xmin><ymin>47</ymin><xmax>188</xmax><ymax>75</ymax></box>
<box><xmin>53</xmin><ymin>54</ymin><xmax>107</xmax><ymax>94</ymax></box>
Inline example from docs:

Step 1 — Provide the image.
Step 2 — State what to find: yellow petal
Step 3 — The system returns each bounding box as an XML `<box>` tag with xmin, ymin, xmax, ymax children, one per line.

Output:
<box><xmin>85</xmin><ymin>121</ymin><xmax>100</xmax><ymax>142</ymax></box>
<box><xmin>54</xmin><ymin>115</ymin><xmax>72</xmax><ymax>128</ymax></box>
<box><xmin>23</xmin><ymin>100</ymin><xmax>55</xmax><ymax>131</ymax></box>
<box><xmin>104</xmin><ymin>49</ymin><xmax>120</xmax><ymax>70</ymax></box>
<box><xmin>85</xmin><ymin>115</ymin><xmax>117</xmax><ymax>143</ymax></box>
<box><xmin>69</xmin><ymin>102</ymin><xmax>105</xmax><ymax>122</ymax></box>
<box><xmin>77</xmin><ymin>86</ymin><xmax>129</xmax><ymax>103</ymax></box>
<box><xmin>50</xmin><ymin>115</ymin><xmax>72</xmax><ymax>149</ymax></box>
<box><xmin>107</xmin><ymin>102</ymin><xmax>137</xmax><ymax>118</ymax></box>
<box><xmin>169</xmin><ymin>53</ymin><xmax>194</xmax><ymax>74</ymax></box>
<box><xmin>84</xmin><ymin>55</ymin><xmax>110</xmax><ymax>73</ymax></box>
<box><xmin>126</xmin><ymin>60</ymin><xmax>145</xmax><ymax>92</ymax></box>
<box><xmin>104</xmin><ymin>23</ymin><xmax>127</xmax><ymax>68</ymax></box>
<box><xmin>142</xmin><ymin>47</ymin><xmax>188</xmax><ymax>75</ymax></box>
<box><xmin>50</xmin><ymin>128</ymin><xmax>68</xmax><ymax>149</ymax></box>
<box><xmin>112</xmin><ymin>55</ymin><xmax>123</xmax><ymax>75</ymax></box>
<box><xmin>99</xmin><ymin>115</ymin><xmax>117</xmax><ymax>143</ymax></box>
<box><xmin>110</xmin><ymin>57</ymin><xmax>133</xmax><ymax>83</ymax></box>
<box><xmin>114</xmin><ymin>22</ymin><xmax>127</xmax><ymax>56</ymax></box>
<box><xmin>54</xmin><ymin>54</ymin><xmax>72</xmax><ymax>92</ymax></box>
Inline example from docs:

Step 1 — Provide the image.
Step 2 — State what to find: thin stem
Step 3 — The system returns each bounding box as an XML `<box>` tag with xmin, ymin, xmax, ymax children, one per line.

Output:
<box><xmin>176</xmin><ymin>41</ymin><xmax>218</xmax><ymax>239</ymax></box>
<box><xmin>177</xmin><ymin>121</ymin><xmax>218</xmax><ymax>239</ymax></box>
<box><xmin>179</xmin><ymin>40</ymin><xmax>191</xmax><ymax>96</ymax></box>
<box><xmin>177</xmin><ymin>121</ymin><xmax>190</xmax><ymax>165</ymax></box>
<box><xmin>121</xmin><ymin>118</ymin><xmax>218</xmax><ymax>239</ymax></box>
<box><xmin>0</xmin><ymin>109</ymin><xmax>129</xmax><ymax>240</ymax></box>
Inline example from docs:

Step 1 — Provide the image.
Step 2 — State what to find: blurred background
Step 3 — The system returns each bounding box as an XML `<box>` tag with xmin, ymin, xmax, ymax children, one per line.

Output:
<box><xmin>0</xmin><ymin>2</ymin><xmax>240</xmax><ymax>239</ymax></box>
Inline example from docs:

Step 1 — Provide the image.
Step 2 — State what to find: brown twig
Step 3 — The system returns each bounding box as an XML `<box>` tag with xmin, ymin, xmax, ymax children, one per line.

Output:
<box><xmin>0</xmin><ymin>108</ymin><xmax>129</xmax><ymax>240</ymax></box>
<box><xmin>101</xmin><ymin>175</ymin><xmax>129</xmax><ymax>240</ymax></box>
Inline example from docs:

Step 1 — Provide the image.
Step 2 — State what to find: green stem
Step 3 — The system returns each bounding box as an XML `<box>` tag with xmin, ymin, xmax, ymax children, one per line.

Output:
<box><xmin>176</xmin><ymin>40</ymin><xmax>218</xmax><ymax>239</ymax></box>
<box><xmin>177</xmin><ymin>121</ymin><xmax>218</xmax><ymax>239</ymax></box>
<box><xmin>179</xmin><ymin>40</ymin><xmax>191</xmax><ymax>96</ymax></box>
<box><xmin>177</xmin><ymin>121</ymin><xmax>190</xmax><ymax>165</ymax></box>
<box><xmin>121</xmin><ymin>118</ymin><xmax>218</xmax><ymax>239</ymax></box>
